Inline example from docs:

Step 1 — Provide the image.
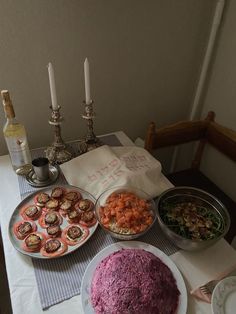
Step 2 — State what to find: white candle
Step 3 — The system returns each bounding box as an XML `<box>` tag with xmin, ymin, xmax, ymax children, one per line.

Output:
<box><xmin>47</xmin><ymin>62</ymin><xmax>58</xmax><ymax>110</ymax></box>
<box><xmin>84</xmin><ymin>58</ymin><xmax>91</xmax><ymax>104</ymax></box>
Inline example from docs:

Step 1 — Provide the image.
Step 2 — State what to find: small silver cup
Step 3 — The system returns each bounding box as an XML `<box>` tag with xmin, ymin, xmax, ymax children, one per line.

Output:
<box><xmin>32</xmin><ymin>157</ymin><xmax>50</xmax><ymax>181</ymax></box>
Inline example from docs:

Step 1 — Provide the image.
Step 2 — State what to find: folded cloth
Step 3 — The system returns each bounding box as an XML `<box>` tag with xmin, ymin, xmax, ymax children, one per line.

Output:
<box><xmin>170</xmin><ymin>239</ymin><xmax>236</xmax><ymax>313</ymax></box>
<box><xmin>190</xmin><ymin>263</ymin><xmax>236</xmax><ymax>303</ymax></box>
<box><xmin>60</xmin><ymin>145</ymin><xmax>172</xmax><ymax>199</ymax></box>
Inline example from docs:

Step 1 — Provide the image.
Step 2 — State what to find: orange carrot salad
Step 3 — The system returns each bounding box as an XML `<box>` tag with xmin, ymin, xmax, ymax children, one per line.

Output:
<box><xmin>99</xmin><ymin>191</ymin><xmax>154</xmax><ymax>234</ymax></box>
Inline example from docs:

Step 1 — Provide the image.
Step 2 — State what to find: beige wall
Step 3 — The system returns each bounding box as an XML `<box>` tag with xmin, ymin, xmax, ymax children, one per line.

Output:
<box><xmin>200</xmin><ymin>0</ymin><xmax>236</xmax><ymax>201</ymax></box>
<box><xmin>0</xmin><ymin>0</ymin><xmax>215</xmax><ymax>159</ymax></box>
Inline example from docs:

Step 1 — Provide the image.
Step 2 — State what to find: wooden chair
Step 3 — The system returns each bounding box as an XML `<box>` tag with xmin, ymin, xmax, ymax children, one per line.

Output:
<box><xmin>145</xmin><ymin>111</ymin><xmax>236</xmax><ymax>243</ymax></box>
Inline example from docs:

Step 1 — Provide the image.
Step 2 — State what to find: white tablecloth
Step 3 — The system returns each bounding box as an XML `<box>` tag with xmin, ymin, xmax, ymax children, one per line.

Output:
<box><xmin>1</xmin><ymin>131</ymin><xmax>236</xmax><ymax>314</ymax></box>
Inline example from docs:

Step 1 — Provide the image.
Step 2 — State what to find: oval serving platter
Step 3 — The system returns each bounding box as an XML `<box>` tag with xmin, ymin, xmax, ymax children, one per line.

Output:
<box><xmin>8</xmin><ymin>184</ymin><xmax>98</xmax><ymax>259</ymax></box>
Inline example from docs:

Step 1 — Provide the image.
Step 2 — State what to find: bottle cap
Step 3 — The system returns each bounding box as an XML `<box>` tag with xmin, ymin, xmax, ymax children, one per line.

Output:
<box><xmin>1</xmin><ymin>90</ymin><xmax>11</xmax><ymax>102</ymax></box>
<box><xmin>1</xmin><ymin>90</ymin><xmax>15</xmax><ymax>118</ymax></box>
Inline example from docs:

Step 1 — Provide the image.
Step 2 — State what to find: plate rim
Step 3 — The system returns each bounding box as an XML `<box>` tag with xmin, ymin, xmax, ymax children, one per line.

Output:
<box><xmin>8</xmin><ymin>184</ymin><xmax>98</xmax><ymax>259</ymax></box>
<box><xmin>211</xmin><ymin>275</ymin><xmax>236</xmax><ymax>314</ymax></box>
<box><xmin>81</xmin><ymin>240</ymin><xmax>188</xmax><ymax>314</ymax></box>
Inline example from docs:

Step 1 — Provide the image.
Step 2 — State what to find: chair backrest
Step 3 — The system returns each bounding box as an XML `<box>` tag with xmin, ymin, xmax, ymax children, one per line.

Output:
<box><xmin>145</xmin><ymin>111</ymin><xmax>236</xmax><ymax>169</ymax></box>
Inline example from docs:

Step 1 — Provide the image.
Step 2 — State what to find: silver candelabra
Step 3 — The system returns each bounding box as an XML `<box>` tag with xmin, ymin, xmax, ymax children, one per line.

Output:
<box><xmin>81</xmin><ymin>100</ymin><xmax>103</xmax><ymax>152</ymax></box>
<box><xmin>45</xmin><ymin>106</ymin><xmax>74</xmax><ymax>164</ymax></box>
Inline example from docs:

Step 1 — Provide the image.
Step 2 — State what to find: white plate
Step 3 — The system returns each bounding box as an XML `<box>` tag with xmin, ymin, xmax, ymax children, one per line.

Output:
<box><xmin>81</xmin><ymin>241</ymin><xmax>187</xmax><ymax>314</ymax></box>
<box><xmin>211</xmin><ymin>276</ymin><xmax>236</xmax><ymax>314</ymax></box>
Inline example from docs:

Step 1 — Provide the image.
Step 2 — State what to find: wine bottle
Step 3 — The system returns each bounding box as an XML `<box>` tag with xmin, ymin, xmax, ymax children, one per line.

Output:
<box><xmin>1</xmin><ymin>90</ymin><xmax>32</xmax><ymax>175</ymax></box>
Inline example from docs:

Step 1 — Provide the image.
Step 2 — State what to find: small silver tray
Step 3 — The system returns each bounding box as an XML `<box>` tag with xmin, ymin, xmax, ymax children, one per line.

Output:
<box><xmin>26</xmin><ymin>164</ymin><xmax>59</xmax><ymax>187</ymax></box>
<box><xmin>8</xmin><ymin>185</ymin><xmax>98</xmax><ymax>259</ymax></box>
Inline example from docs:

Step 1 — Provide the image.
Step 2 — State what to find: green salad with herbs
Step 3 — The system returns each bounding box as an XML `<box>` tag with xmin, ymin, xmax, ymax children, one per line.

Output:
<box><xmin>159</xmin><ymin>198</ymin><xmax>224</xmax><ymax>241</ymax></box>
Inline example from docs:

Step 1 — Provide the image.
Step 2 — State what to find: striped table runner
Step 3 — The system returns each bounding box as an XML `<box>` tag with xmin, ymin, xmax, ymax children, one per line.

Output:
<box><xmin>17</xmin><ymin>135</ymin><xmax>179</xmax><ymax>310</ymax></box>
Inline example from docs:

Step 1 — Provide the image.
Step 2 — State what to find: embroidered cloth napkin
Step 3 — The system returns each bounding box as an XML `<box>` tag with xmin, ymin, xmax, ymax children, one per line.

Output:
<box><xmin>60</xmin><ymin>145</ymin><xmax>171</xmax><ymax>199</ymax></box>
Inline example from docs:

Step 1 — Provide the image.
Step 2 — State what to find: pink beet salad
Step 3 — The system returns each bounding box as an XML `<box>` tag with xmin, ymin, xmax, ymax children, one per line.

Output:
<box><xmin>91</xmin><ymin>248</ymin><xmax>180</xmax><ymax>314</ymax></box>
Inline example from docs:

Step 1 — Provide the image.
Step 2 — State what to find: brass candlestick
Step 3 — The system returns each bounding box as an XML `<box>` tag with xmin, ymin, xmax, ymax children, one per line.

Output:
<box><xmin>45</xmin><ymin>106</ymin><xmax>74</xmax><ymax>164</ymax></box>
<box><xmin>81</xmin><ymin>100</ymin><xmax>103</xmax><ymax>152</ymax></box>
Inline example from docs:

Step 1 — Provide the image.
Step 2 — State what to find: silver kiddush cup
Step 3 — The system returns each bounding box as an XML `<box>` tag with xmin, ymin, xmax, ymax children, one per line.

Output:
<box><xmin>32</xmin><ymin>157</ymin><xmax>50</xmax><ymax>181</ymax></box>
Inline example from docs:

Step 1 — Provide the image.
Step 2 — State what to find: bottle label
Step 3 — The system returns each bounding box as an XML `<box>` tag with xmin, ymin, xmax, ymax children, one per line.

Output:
<box><xmin>5</xmin><ymin>136</ymin><xmax>31</xmax><ymax>167</ymax></box>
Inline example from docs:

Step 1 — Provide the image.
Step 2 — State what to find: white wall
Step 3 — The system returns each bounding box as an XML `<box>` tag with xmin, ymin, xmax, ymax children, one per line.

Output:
<box><xmin>0</xmin><ymin>0</ymin><xmax>215</xmax><ymax>160</ymax></box>
<box><xmin>200</xmin><ymin>0</ymin><xmax>236</xmax><ymax>201</ymax></box>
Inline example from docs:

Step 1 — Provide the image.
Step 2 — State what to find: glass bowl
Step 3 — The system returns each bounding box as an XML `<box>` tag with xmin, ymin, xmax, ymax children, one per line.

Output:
<box><xmin>95</xmin><ymin>186</ymin><xmax>157</xmax><ymax>240</ymax></box>
<box><xmin>156</xmin><ymin>186</ymin><xmax>230</xmax><ymax>251</ymax></box>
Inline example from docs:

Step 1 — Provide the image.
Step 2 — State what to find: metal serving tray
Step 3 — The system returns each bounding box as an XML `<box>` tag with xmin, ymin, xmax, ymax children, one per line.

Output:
<box><xmin>8</xmin><ymin>184</ymin><xmax>98</xmax><ymax>259</ymax></box>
